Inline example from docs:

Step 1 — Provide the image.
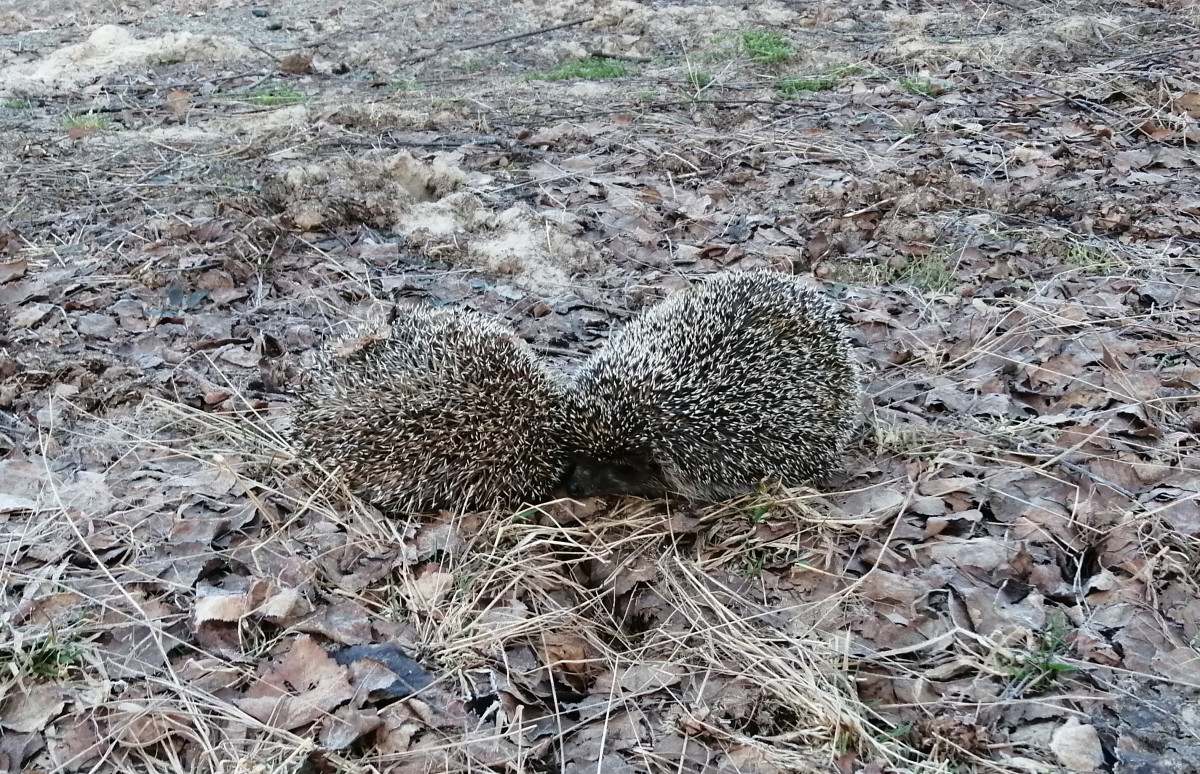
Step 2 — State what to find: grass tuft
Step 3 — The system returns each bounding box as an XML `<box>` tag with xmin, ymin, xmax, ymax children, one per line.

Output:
<box><xmin>742</xmin><ymin>30</ymin><xmax>793</xmax><ymax>63</ymax></box>
<box><xmin>899</xmin><ymin>76</ymin><xmax>949</xmax><ymax>98</ymax></box>
<box><xmin>898</xmin><ymin>251</ymin><xmax>956</xmax><ymax>293</ymax></box>
<box><xmin>242</xmin><ymin>84</ymin><xmax>306</xmax><ymax>106</ymax></box>
<box><xmin>528</xmin><ymin>57</ymin><xmax>629</xmax><ymax>81</ymax></box>
<box><xmin>1000</xmin><ymin>611</ymin><xmax>1078</xmax><ymax>695</ymax></box>
<box><xmin>776</xmin><ymin>64</ymin><xmax>866</xmax><ymax>97</ymax></box>
<box><xmin>61</xmin><ymin>112</ymin><xmax>110</xmax><ymax>131</ymax></box>
<box><xmin>1064</xmin><ymin>243</ymin><xmax>1123</xmax><ymax>274</ymax></box>
<box><xmin>0</xmin><ymin>625</ymin><xmax>86</xmax><ymax>680</ymax></box>
<box><xmin>777</xmin><ymin>75</ymin><xmax>839</xmax><ymax>95</ymax></box>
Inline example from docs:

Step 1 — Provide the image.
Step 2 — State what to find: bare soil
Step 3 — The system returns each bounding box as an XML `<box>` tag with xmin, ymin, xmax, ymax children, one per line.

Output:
<box><xmin>2</xmin><ymin>1</ymin><xmax>1200</xmax><ymax>773</ymax></box>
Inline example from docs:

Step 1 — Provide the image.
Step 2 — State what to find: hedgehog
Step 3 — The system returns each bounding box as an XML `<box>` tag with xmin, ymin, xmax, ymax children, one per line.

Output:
<box><xmin>289</xmin><ymin>306</ymin><xmax>569</xmax><ymax>513</ymax></box>
<box><xmin>559</xmin><ymin>271</ymin><xmax>860</xmax><ymax>501</ymax></box>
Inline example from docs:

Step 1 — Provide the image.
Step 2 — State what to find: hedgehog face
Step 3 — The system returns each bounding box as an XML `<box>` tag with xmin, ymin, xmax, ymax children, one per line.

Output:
<box><xmin>563</xmin><ymin>449</ymin><xmax>669</xmax><ymax>498</ymax></box>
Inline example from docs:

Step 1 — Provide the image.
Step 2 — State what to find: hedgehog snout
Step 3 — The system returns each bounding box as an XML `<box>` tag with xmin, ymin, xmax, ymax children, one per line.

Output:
<box><xmin>564</xmin><ymin>451</ymin><xmax>669</xmax><ymax>499</ymax></box>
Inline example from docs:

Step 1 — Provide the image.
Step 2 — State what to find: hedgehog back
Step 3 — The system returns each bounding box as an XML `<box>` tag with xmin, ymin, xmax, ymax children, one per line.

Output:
<box><xmin>563</xmin><ymin>272</ymin><xmax>859</xmax><ymax>501</ymax></box>
<box><xmin>291</xmin><ymin>307</ymin><xmax>568</xmax><ymax>513</ymax></box>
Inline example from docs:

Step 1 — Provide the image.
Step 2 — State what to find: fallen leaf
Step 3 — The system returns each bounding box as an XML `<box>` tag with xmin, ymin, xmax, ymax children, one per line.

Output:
<box><xmin>0</xmin><ymin>256</ymin><xmax>26</xmax><ymax>283</ymax></box>
<box><xmin>1050</xmin><ymin>718</ymin><xmax>1104</xmax><ymax>772</ymax></box>
<box><xmin>164</xmin><ymin>89</ymin><xmax>191</xmax><ymax>117</ymax></box>
<box><xmin>237</xmin><ymin>635</ymin><xmax>355</xmax><ymax>729</ymax></box>
<box><xmin>279</xmin><ymin>52</ymin><xmax>314</xmax><ymax>75</ymax></box>
<box><xmin>0</xmin><ymin>684</ymin><xmax>66</xmax><ymax>733</ymax></box>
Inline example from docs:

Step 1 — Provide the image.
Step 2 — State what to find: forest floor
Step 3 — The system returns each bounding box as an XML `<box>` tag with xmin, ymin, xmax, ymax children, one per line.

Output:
<box><xmin>2</xmin><ymin>1</ymin><xmax>1200</xmax><ymax>772</ymax></box>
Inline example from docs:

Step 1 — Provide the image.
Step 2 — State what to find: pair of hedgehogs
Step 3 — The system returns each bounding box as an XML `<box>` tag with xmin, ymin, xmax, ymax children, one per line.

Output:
<box><xmin>290</xmin><ymin>272</ymin><xmax>860</xmax><ymax>513</ymax></box>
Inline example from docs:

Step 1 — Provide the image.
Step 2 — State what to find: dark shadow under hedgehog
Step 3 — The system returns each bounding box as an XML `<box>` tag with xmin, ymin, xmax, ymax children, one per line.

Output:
<box><xmin>559</xmin><ymin>271</ymin><xmax>861</xmax><ymax>501</ymax></box>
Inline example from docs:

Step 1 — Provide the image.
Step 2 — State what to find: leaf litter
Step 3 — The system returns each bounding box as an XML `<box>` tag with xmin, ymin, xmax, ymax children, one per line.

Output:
<box><xmin>1</xmin><ymin>0</ymin><xmax>1199</xmax><ymax>772</ymax></box>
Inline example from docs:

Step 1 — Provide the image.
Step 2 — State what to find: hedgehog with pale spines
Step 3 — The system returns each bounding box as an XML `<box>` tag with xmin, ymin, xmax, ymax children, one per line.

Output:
<box><xmin>560</xmin><ymin>271</ymin><xmax>860</xmax><ymax>501</ymax></box>
<box><xmin>290</xmin><ymin>306</ymin><xmax>569</xmax><ymax>513</ymax></box>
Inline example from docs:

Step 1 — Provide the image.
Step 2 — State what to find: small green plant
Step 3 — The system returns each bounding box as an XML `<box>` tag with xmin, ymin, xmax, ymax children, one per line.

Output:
<box><xmin>635</xmin><ymin>90</ymin><xmax>656</xmax><ymax>101</ymax></box>
<box><xmin>747</xmin><ymin>505</ymin><xmax>771</xmax><ymax>524</ymax></box>
<box><xmin>1064</xmin><ymin>244</ymin><xmax>1122</xmax><ymax>274</ymax></box>
<box><xmin>899</xmin><ymin>76</ymin><xmax>948</xmax><ymax>98</ymax></box>
<box><xmin>826</xmin><ymin>261</ymin><xmax>890</xmax><ymax>287</ymax></box>
<box><xmin>897</xmin><ymin>251</ymin><xmax>955</xmax><ymax>293</ymax></box>
<box><xmin>460</xmin><ymin>58</ymin><xmax>485</xmax><ymax>74</ymax></box>
<box><xmin>61</xmin><ymin>112</ymin><xmax>110</xmax><ymax>131</ymax></box>
<box><xmin>777</xmin><ymin>75</ymin><xmax>838</xmax><ymax>95</ymax></box>
<box><xmin>1002</xmin><ymin>611</ymin><xmax>1077</xmax><ymax>695</ymax></box>
<box><xmin>776</xmin><ymin>64</ymin><xmax>866</xmax><ymax>97</ymax></box>
<box><xmin>528</xmin><ymin>57</ymin><xmax>629</xmax><ymax>81</ymax></box>
<box><xmin>741</xmin><ymin>30</ymin><xmax>793</xmax><ymax>63</ymax></box>
<box><xmin>744</xmin><ymin>549</ymin><xmax>768</xmax><ymax>577</ymax></box>
<box><xmin>511</xmin><ymin>508</ymin><xmax>538</xmax><ymax>522</ymax></box>
<box><xmin>389</xmin><ymin>77</ymin><xmax>421</xmax><ymax>92</ymax></box>
<box><xmin>0</xmin><ymin>627</ymin><xmax>86</xmax><ymax>679</ymax></box>
<box><xmin>242</xmin><ymin>84</ymin><xmax>305</xmax><ymax>106</ymax></box>
<box><xmin>454</xmin><ymin>572</ymin><xmax>480</xmax><ymax>593</ymax></box>
<box><xmin>687</xmin><ymin>71</ymin><xmax>714</xmax><ymax>88</ymax></box>
<box><xmin>826</xmin><ymin>63</ymin><xmax>866</xmax><ymax>78</ymax></box>
<box><xmin>3</xmin><ymin>98</ymin><xmax>32</xmax><ymax>110</ymax></box>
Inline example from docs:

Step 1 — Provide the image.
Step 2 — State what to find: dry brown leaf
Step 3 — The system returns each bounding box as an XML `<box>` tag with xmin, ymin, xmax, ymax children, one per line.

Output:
<box><xmin>194</xmin><ymin>592</ymin><xmax>249</xmax><ymax>623</ymax></box>
<box><xmin>0</xmin><ymin>256</ymin><xmax>26</xmax><ymax>284</ymax></box>
<box><xmin>112</xmin><ymin>705</ymin><xmax>196</xmax><ymax>749</ymax></box>
<box><xmin>1050</xmin><ymin>718</ymin><xmax>1104</xmax><ymax>772</ymax></box>
<box><xmin>408</xmin><ymin>569</ymin><xmax>455</xmax><ymax>608</ymax></box>
<box><xmin>237</xmin><ymin>635</ymin><xmax>355</xmax><ymax>729</ymax></box>
<box><xmin>1177</xmin><ymin>91</ymin><xmax>1200</xmax><ymax>118</ymax></box>
<box><xmin>279</xmin><ymin>52</ymin><xmax>313</xmax><ymax>75</ymax></box>
<box><xmin>164</xmin><ymin>89</ymin><xmax>190</xmax><ymax>117</ymax></box>
<box><xmin>318</xmin><ymin>705</ymin><xmax>381</xmax><ymax>750</ymax></box>
<box><xmin>613</xmin><ymin>661</ymin><xmax>686</xmax><ymax>692</ymax></box>
<box><xmin>540</xmin><ymin>632</ymin><xmax>596</xmax><ymax>693</ymax></box>
<box><xmin>0</xmin><ymin>684</ymin><xmax>66</xmax><ymax>734</ymax></box>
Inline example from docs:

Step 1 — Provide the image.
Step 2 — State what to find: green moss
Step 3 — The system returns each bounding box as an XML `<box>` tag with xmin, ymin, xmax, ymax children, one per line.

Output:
<box><xmin>242</xmin><ymin>84</ymin><xmax>305</xmax><ymax>106</ymax></box>
<box><xmin>528</xmin><ymin>57</ymin><xmax>629</xmax><ymax>81</ymax></box>
<box><xmin>1064</xmin><ymin>244</ymin><xmax>1123</xmax><ymax>274</ymax></box>
<box><xmin>61</xmin><ymin>112</ymin><xmax>110</xmax><ymax>130</ymax></box>
<box><xmin>777</xmin><ymin>75</ymin><xmax>838</xmax><ymax>95</ymax></box>
<box><xmin>741</xmin><ymin>30</ymin><xmax>793</xmax><ymax>64</ymax></box>
<box><xmin>899</xmin><ymin>76</ymin><xmax>951</xmax><ymax>98</ymax></box>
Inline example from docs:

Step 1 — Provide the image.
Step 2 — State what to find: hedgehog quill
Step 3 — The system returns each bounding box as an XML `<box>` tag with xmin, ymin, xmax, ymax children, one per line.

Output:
<box><xmin>290</xmin><ymin>306</ymin><xmax>569</xmax><ymax>513</ymax></box>
<box><xmin>560</xmin><ymin>271</ymin><xmax>860</xmax><ymax>501</ymax></box>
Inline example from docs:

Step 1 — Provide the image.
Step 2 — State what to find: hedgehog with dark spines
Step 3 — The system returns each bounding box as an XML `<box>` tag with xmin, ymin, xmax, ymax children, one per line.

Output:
<box><xmin>559</xmin><ymin>271</ymin><xmax>860</xmax><ymax>501</ymax></box>
<box><xmin>290</xmin><ymin>306</ymin><xmax>569</xmax><ymax>513</ymax></box>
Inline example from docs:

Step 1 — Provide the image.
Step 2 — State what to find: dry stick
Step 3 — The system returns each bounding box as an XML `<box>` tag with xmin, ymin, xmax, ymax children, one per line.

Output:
<box><xmin>460</xmin><ymin>16</ymin><xmax>593</xmax><ymax>51</ymax></box>
<box><xmin>977</xmin><ymin>66</ymin><xmax>1133</xmax><ymax>130</ymax></box>
<box><xmin>586</xmin><ymin>49</ymin><xmax>656</xmax><ymax>62</ymax></box>
<box><xmin>401</xmin><ymin>16</ymin><xmax>594</xmax><ymax>64</ymax></box>
<box><xmin>246</xmin><ymin>39</ymin><xmax>282</xmax><ymax>63</ymax></box>
<box><xmin>1121</xmin><ymin>39</ymin><xmax>1200</xmax><ymax>62</ymax></box>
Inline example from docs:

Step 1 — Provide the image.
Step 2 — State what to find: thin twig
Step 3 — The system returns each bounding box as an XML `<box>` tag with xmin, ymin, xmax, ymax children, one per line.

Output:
<box><xmin>246</xmin><ymin>39</ymin><xmax>281</xmax><ymax>63</ymax></box>
<box><xmin>459</xmin><ymin>16</ymin><xmax>593</xmax><ymax>52</ymax></box>
<box><xmin>976</xmin><ymin>66</ymin><xmax>1132</xmax><ymax>131</ymax></box>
